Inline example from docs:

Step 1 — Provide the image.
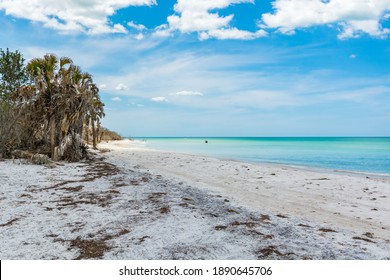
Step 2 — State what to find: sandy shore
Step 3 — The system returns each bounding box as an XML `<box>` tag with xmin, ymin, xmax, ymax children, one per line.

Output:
<box><xmin>1</xmin><ymin>139</ymin><xmax>389</xmax><ymax>259</ymax></box>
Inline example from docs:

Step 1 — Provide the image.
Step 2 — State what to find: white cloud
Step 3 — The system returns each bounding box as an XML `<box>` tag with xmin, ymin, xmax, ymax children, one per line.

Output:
<box><xmin>127</xmin><ymin>21</ymin><xmax>147</xmax><ymax>40</ymax></box>
<box><xmin>99</xmin><ymin>84</ymin><xmax>107</xmax><ymax>90</ymax></box>
<box><xmin>112</xmin><ymin>97</ymin><xmax>122</xmax><ymax>101</ymax></box>
<box><xmin>170</xmin><ymin>90</ymin><xmax>204</xmax><ymax>96</ymax></box>
<box><xmin>135</xmin><ymin>33</ymin><xmax>145</xmax><ymax>40</ymax></box>
<box><xmin>201</xmin><ymin>28</ymin><xmax>267</xmax><ymax>40</ymax></box>
<box><xmin>152</xmin><ymin>24</ymin><xmax>172</xmax><ymax>38</ymax></box>
<box><xmin>128</xmin><ymin>21</ymin><xmax>147</xmax><ymax>31</ymax></box>
<box><xmin>349</xmin><ymin>54</ymin><xmax>357</xmax><ymax>59</ymax></box>
<box><xmin>151</xmin><ymin>96</ymin><xmax>169</xmax><ymax>102</ymax></box>
<box><xmin>0</xmin><ymin>0</ymin><xmax>156</xmax><ymax>34</ymax></box>
<box><xmin>261</xmin><ymin>0</ymin><xmax>390</xmax><ymax>39</ymax></box>
<box><xmin>116</xmin><ymin>83</ymin><xmax>128</xmax><ymax>91</ymax></box>
<box><xmin>161</xmin><ymin>0</ymin><xmax>266</xmax><ymax>40</ymax></box>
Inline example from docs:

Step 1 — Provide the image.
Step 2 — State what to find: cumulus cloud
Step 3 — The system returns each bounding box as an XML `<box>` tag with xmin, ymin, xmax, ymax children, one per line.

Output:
<box><xmin>116</xmin><ymin>83</ymin><xmax>128</xmax><ymax>91</ymax></box>
<box><xmin>151</xmin><ymin>96</ymin><xmax>169</xmax><ymax>102</ymax></box>
<box><xmin>261</xmin><ymin>0</ymin><xmax>390</xmax><ymax>39</ymax></box>
<box><xmin>128</xmin><ymin>21</ymin><xmax>147</xmax><ymax>41</ymax></box>
<box><xmin>135</xmin><ymin>33</ymin><xmax>145</xmax><ymax>40</ymax></box>
<box><xmin>0</xmin><ymin>0</ymin><xmax>156</xmax><ymax>34</ymax></box>
<box><xmin>112</xmin><ymin>97</ymin><xmax>122</xmax><ymax>101</ymax></box>
<box><xmin>161</xmin><ymin>0</ymin><xmax>267</xmax><ymax>40</ymax></box>
<box><xmin>200</xmin><ymin>28</ymin><xmax>267</xmax><ymax>40</ymax></box>
<box><xmin>128</xmin><ymin>21</ymin><xmax>147</xmax><ymax>31</ymax></box>
<box><xmin>153</xmin><ymin>24</ymin><xmax>172</xmax><ymax>38</ymax></box>
<box><xmin>170</xmin><ymin>90</ymin><xmax>204</xmax><ymax>96</ymax></box>
<box><xmin>99</xmin><ymin>84</ymin><xmax>107</xmax><ymax>90</ymax></box>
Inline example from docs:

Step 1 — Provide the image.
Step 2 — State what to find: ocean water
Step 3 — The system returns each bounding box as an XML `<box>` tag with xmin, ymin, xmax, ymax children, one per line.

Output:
<box><xmin>135</xmin><ymin>137</ymin><xmax>390</xmax><ymax>176</ymax></box>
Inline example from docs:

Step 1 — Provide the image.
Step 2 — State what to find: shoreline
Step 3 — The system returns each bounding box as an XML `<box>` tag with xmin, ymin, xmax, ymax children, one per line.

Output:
<box><xmin>129</xmin><ymin>138</ymin><xmax>390</xmax><ymax>180</ymax></box>
<box><xmin>1</xmin><ymin>139</ymin><xmax>389</xmax><ymax>259</ymax></box>
<box><xmin>101</xmin><ymin>140</ymin><xmax>390</xmax><ymax>240</ymax></box>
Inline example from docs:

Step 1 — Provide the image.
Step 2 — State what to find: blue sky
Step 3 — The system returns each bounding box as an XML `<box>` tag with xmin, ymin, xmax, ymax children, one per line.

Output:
<box><xmin>1</xmin><ymin>0</ymin><xmax>390</xmax><ymax>137</ymax></box>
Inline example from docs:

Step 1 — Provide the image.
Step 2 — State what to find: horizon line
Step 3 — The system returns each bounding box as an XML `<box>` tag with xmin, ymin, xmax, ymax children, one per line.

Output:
<box><xmin>126</xmin><ymin>136</ymin><xmax>390</xmax><ymax>139</ymax></box>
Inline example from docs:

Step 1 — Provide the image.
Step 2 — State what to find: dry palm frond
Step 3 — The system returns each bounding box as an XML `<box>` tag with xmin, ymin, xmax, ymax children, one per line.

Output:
<box><xmin>8</xmin><ymin>54</ymin><xmax>105</xmax><ymax>161</ymax></box>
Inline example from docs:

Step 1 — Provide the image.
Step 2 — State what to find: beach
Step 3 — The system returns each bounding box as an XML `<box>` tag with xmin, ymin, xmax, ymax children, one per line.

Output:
<box><xmin>1</xmin><ymin>139</ymin><xmax>389</xmax><ymax>259</ymax></box>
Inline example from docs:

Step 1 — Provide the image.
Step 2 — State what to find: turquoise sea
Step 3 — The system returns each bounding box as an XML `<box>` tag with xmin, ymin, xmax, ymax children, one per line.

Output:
<box><xmin>135</xmin><ymin>137</ymin><xmax>390</xmax><ymax>176</ymax></box>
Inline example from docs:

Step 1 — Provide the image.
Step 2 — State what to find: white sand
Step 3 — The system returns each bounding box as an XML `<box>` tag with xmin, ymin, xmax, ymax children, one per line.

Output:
<box><xmin>1</xmin><ymin>139</ymin><xmax>389</xmax><ymax>259</ymax></box>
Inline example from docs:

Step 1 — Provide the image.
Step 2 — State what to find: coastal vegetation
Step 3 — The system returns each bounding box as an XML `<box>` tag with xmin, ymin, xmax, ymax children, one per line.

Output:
<box><xmin>0</xmin><ymin>48</ymin><xmax>118</xmax><ymax>161</ymax></box>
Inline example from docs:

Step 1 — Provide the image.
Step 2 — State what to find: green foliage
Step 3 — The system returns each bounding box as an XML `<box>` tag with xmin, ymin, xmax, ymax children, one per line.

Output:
<box><xmin>0</xmin><ymin>48</ymin><xmax>29</xmax><ymax>157</ymax></box>
<box><xmin>0</xmin><ymin>48</ymin><xmax>29</xmax><ymax>102</ymax></box>
<box><xmin>97</xmin><ymin>127</ymin><xmax>123</xmax><ymax>141</ymax></box>
<box><xmin>14</xmin><ymin>53</ymin><xmax>105</xmax><ymax>160</ymax></box>
<box><xmin>1</xmin><ymin>49</ymin><xmax>107</xmax><ymax>161</ymax></box>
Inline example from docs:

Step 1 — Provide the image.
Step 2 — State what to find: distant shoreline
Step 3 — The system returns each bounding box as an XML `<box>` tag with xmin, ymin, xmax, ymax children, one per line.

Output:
<box><xmin>127</xmin><ymin>137</ymin><xmax>390</xmax><ymax>176</ymax></box>
<box><xmin>130</xmin><ymin>136</ymin><xmax>390</xmax><ymax>138</ymax></box>
<box><xmin>127</xmin><ymin>138</ymin><xmax>390</xmax><ymax>180</ymax></box>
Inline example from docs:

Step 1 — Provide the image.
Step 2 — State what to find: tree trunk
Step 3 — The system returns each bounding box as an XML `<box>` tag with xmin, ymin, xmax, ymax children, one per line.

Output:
<box><xmin>96</xmin><ymin>121</ymin><xmax>100</xmax><ymax>144</ymax></box>
<box><xmin>78</xmin><ymin>119</ymin><xmax>84</xmax><ymax>142</ymax></box>
<box><xmin>49</xmin><ymin>116</ymin><xmax>57</xmax><ymax>160</ymax></box>
<box><xmin>86</xmin><ymin>123</ymin><xmax>89</xmax><ymax>144</ymax></box>
<box><xmin>92</xmin><ymin>120</ymin><xmax>97</xmax><ymax>149</ymax></box>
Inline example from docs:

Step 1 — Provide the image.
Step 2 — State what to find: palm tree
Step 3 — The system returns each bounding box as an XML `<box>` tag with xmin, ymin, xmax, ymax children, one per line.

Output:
<box><xmin>26</xmin><ymin>54</ymin><xmax>71</xmax><ymax>159</ymax></box>
<box><xmin>13</xmin><ymin>53</ymin><xmax>104</xmax><ymax>160</ymax></box>
<box><xmin>89</xmin><ymin>84</ymin><xmax>105</xmax><ymax>149</ymax></box>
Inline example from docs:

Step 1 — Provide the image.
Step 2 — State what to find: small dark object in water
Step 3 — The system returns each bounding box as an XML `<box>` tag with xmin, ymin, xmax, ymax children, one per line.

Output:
<box><xmin>205</xmin><ymin>140</ymin><xmax>208</xmax><ymax>143</ymax></box>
